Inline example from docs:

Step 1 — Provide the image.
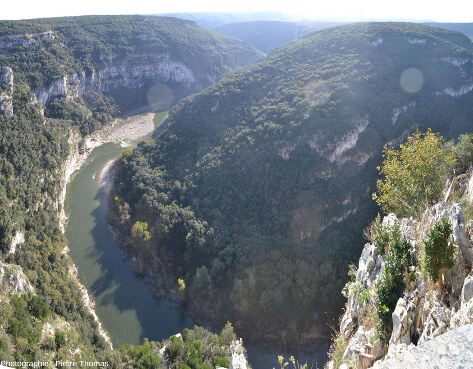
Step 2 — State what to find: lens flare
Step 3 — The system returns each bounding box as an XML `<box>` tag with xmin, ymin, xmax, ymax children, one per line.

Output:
<box><xmin>147</xmin><ymin>82</ymin><xmax>174</xmax><ymax>111</ymax></box>
<box><xmin>400</xmin><ymin>68</ymin><xmax>424</xmax><ymax>93</ymax></box>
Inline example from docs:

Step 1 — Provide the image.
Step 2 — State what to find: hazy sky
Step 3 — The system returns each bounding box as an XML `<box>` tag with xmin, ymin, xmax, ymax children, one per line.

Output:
<box><xmin>2</xmin><ymin>0</ymin><xmax>473</xmax><ymax>22</ymax></box>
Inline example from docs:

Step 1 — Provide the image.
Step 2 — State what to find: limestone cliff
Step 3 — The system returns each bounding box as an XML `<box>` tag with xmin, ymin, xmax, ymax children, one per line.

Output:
<box><xmin>0</xmin><ymin>15</ymin><xmax>264</xmax><ymax>115</ymax></box>
<box><xmin>0</xmin><ymin>260</ymin><xmax>34</xmax><ymax>294</ymax></box>
<box><xmin>0</xmin><ymin>67</ymin><xmax>13</xmax><ymax>116</ymax></box>
<box><xmin>326</xmin><ymin>174</ymin><xmax>473</xmax><ymax>369</ymax></box>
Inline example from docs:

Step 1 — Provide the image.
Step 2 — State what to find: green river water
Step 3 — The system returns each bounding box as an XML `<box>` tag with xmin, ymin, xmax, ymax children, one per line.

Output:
<box><xmin>63</xmin><ymin>123</ymin><xmax>328</xmax><ymax>368</ymax></box>
<box><xmin>64</xmin><ymin>142</ymin><xmax>193</xmax><ymax>347</ymax></box>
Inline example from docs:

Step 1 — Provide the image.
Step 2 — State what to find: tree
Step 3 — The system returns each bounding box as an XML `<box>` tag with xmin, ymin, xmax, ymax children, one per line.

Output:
<box><xmin>192</xmin><ymin>266</ymin><xmax>209</xmax><ymax>291</ymax></box>
<box><xmin>373</xmin><ymin>130</ymin><xmax>455</xmax><ymax>217</ymax></box>
<box><xmin>453</xmin><ymin>133</ymin><xmax>473</xmax><ymax>174</ymax></box>
<box><xmin>131</xmin><ymin>221</ymin><xmax>151</xmax><ymax>241</ymax></box>
<box><xmin>423</xmin><ymin>218</ymin><xmax>455</xmax><ymax>284</ymax></box>
<box><xmin>55</xmin><ymin>331</ymin><xmax>66</xmax><ymax>350</ymax></box>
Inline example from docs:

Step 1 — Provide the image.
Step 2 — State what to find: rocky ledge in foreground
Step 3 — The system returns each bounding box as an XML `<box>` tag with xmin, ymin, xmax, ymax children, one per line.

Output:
<box><xmin>372</xmin><ymin>322</ymin><xmax>473</xmax><ymax>368</ymax></box>
<box><xmin>326</xmin><ymin>174</ymin><xmax>473</xmax><ymax>369</ymax></box>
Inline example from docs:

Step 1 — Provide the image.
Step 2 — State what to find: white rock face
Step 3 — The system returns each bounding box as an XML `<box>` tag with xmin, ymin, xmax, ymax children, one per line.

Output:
<box><xmin>98</xmin><ymin>53</ymin><xmax>196</xmax><ymax>90</ymax></box>
<box><xmin>392</xmin><ymin>101</ymin><xmax>415</xmax><ymax>125</ymax></box>
<box><xmin>211</xmin><ymin>100</ymin><xmax>219</xmax><ymax>113</ymax></box>
<box><xmin>339</xmin><ymin>242</ymin><xmax>384</xmax><ymax>337</ymax></box>
<box><xmin>34</xmin><ymin>52</ymin><xmax>209</xmax><ymax>106</ymax></box>
<box><xmin>441</xmin><ymin>57</ymin><xmax>469</xmax><ymax>67</ymax></box>
<box><xmin>342</xmin><ymin>325</ymin><xmax>370</xmax><ymax>361</ymax></box>
<box><xmin>9</xmin><ymin>230</ymin><xmax>25</xmax><ymax>254</ymax></box>
<box><xmin>370</xmin><ymin>38</ymin><xmax>383</xmax><ymax>46</ymax></box>
<box><xmin>0</xmin><ymin>33</ymin><xmax>44</xmax><ymax>49</ymax></box>
<box><xmin>450</xmin><ymin>275</ymin><xmax>473</xmax><ymax>328</ymax></box>
<box><xmin>0</xmin><ymin>67</ymin><xmax>14</xmax><ymax>117</ymax></box>
<box><xmin>329</xmin><ymin>118</ymin><xmax>369</xmax><ymax>163</ymax></box>
<box><xmin>229</xmin><ymin>339</ymin><xmax>248</xmax><ymax>369</ymax></box>
<box><xmin>436</xmin><ymin>83</ymin><xmax>473</xmax><ymax>97</ymax></box>
<box><xmin>278</xmin><ymin>143</ymin><xmax>297</xmax><ymax>160</ymax></box>
<box><xmin>407</xmin><ymin>38</ymin><xmax>426</xmax><ymax>44</ymax></box>
<box><xmin>34</xmin><ymin>72</ymin><xmax>99</xmax><ymax>106</ymax></box>
<box><xmin>330</xmin><ymin>205</ymin><xmax>473</xmax><ymax>368</ymax></box>
<box><xmin>373</xmin><ymin>323</ymin><xmax>473</xmax><ymax>368</ymax></box>
<box><xmin>40</xmin><ymin>322</ymin><xmax>55</xmax><ymax>345</ymax></box>
<box><xmin>0</xmin><ymin>261</ymin><xmax>34</xmax><ymax>294</ymax></box>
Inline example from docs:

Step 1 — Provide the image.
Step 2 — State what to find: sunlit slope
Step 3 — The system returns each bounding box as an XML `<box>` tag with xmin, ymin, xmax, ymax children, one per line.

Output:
<box><xmin>114</xmin><ymin>22</ymin><xmax>473</xmax><ymax>348</ymax></box>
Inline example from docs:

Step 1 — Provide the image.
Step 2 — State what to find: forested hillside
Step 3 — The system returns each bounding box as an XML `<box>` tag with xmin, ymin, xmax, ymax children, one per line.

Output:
<box><xmin>0</xmin><ymin>15</ymin><xmax>254</xmax><ymax>367</ymax></box>
<box><xmin>112</xmin><ymin>22</ymin><xmax>473</xmax><ymax>349</ymax></box>
<box><xmin>0</xmin><ymin>15</ymin><xmax>263</xmax><ymax>134</ymax></box>
<box><xmin>425</xmin><ymin>22</ymin><xmax>473</xmax><ymax>37</ymax></box>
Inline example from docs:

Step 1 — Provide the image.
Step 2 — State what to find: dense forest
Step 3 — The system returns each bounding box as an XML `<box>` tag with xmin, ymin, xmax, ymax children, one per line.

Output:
<box><xmin>112</xmin><ymin>22</ymin><xmax>473</xmax><ymax>349</ymax></box>
<box><xmin>0</xmin><ymin>14</ymin><xmax>256</xmax><ymax>368</ymax></box>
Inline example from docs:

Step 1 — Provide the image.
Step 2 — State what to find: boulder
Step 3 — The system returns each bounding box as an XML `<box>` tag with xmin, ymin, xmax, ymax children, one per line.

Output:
<box><xmin>462</xmin><ymin>275</ymin><xmax>473</xmax><ymax>303</ymax></box>
<box><xmin>450</xmin><ymin>275</ymin><xmax>473</xmax><ymax>328</ymax></box>
<box><xmin>0</xmin><ymin>261</ymin><xmax>34</xmax><ymax>294</ymax></box>
<box><xmin>343</xmin><ymin>326</ymin><xmax>369</xmax><ymax>361</ymax></box>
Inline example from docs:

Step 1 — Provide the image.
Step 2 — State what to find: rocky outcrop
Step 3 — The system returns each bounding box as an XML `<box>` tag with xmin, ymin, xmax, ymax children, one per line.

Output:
<box><xmin>0</xmin><ymin>32</ymin><xmax>53</xmax><ymax>49</ymax></box>
<box><xmin>33</xmin><ymin>50</ymin><xmax>252</xmax><ymax>107</ymax></box>
<box><xmin>372</xmin><ymin>323</ymin><xmax>473</xmax><ymax>368</ymax></box>
<box><xmin>0</xmin><ymin>67</ymin><xmax>13</xmax><ymax>117</ymax></box>
<box><xmin>0</xmin><ymin>261</ymin><xmax>34</xmax><ymax>294</ymax></box>
<box><xmin>229</xmin><ymin>339</ymin><xmax>248</xmax><ymax>369</ymax></box>
<box><xmin>9</xmin><ymin>230</ymin><xmax>24</xmax><ymax>254</ymax></box>
<box><xmin>328</xmin><ymin>193</ymin><xmax>473</xmax><ymax>368</ymax></box>
<box><xmin>34</xmin><ymin>72</ymin><xmax>98</xmax><ymax>106</ymax></box>
<box><xmin>33</xmin><ymin>53</ymin><xmax>205</xmax><ymax>106</ymax></box>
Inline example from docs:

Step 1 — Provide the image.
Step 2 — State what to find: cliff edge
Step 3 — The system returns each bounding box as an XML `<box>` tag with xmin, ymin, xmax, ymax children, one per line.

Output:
<box><xmin>327</xmin><ymin>173</ymin><xmax>473</xmax><ymax>369</ymax></box>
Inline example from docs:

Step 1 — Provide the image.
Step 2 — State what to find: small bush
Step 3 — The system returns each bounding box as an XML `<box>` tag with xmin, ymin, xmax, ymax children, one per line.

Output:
<box><xmin>375</xmin><ymin>256</ymin><xmax>405</xmax><ymax>342</ymax></box>
<box><xmin>374</xmin><ymin>222</ymin><xmax>416</xmax><ymax>341</ymax></box>
<box><xmin>55</xmin><ymin>331</ymin><xmax>66</xmax><ymax>350</ymax></box>
<box><xmin>453</xmin><ymin>133</ymin><xmax>473</xmax><ymax>174</ymax></box>
<box><xmin>28</xmin><ymin>295</ymin><xmax>50</xmax><ymax>320</ymax></box>
<box><xmin>423</xmin><ymin>219</ymin><xmax>455</xmax><ymax>283</ymax></box>
<box><xmin>326</xmin><ymin>333</ymin><xmax>348</xmax><ymax>369</ymax></box>
<box><xmin>372</xmin><ymin>215</ymin><xmax>391</xmax><ymax>255</ymax></box>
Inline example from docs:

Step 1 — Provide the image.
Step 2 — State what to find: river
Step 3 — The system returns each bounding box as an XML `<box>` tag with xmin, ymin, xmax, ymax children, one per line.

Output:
<box><xmin>64</xmin><ymin>118</ymin><xmax>328</xmax><ymax>368</ymax></box>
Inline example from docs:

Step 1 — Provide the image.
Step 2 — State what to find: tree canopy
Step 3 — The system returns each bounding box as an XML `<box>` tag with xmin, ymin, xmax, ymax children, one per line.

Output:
<box><xmin>373</xmin><ymin>130</ymin><xmax>455</xmax><ymax>217</ymax></box>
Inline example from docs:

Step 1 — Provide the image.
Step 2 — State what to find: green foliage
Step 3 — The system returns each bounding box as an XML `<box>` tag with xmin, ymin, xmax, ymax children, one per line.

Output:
<box><xmin>453</xmin><ymin>133</ymin><xmax>473</xmax><ymax>174</ymax></box>
<box><xmin>372</xmin><ymin>215</ymin><xmax>390</xmax><ymax>255</ymax></box>
<box><xmin>162</xmin><ymin>325</ymin><xmax>238</xmax><ymax>369</ymax></box>
<box><xmin>0</xmin><ymin>14</ymin><xmax>258</xmax><ymax>365</ymax></box>
<box><xmin>131</xmin><ymin>221</ymin><xmax>151</xmax><ymax>242</ymax></box>
<box><xmin>374</xmin><ymin>222</ymin><xmax>416</xmax><ymax>341</ymax></box>
<box><xmin>133</xmin><ymin>341</ymin><xmax>162</xmax><ymax>369</ymax></box>
<box><xmin>113</xmin><ymin>22</ymin><xmax>473</xmax><ymax>345</ymax></box>
<box><xmin>212</xmin><ymin>356</ymin><xmax>230</xmax><ymax>368</ymax></box>
<box><xmin>44</xmin><ymin>93</ymin><xmax>120</xmax><ymax>136</ymax></box>
<box><xmin>326</xmin><ymin>333</ymin><xmax>348</xmax><ymax>369</ymax></box>
<box><xmin>27</xmin><ymin>295</ymin><xmax>50</xmax><ymax>320</ymax></box>
<box><xmin>55</xmin><ymin>331</ymin><xmax>66</xmax><ymax>350</ymax></box>
<box><xmin>423</xmin><ymin>219</ymin><xmax>455</xmax><ymax>283</ymax></box>
<box><xmin>192</xmin><ymin>266</ymin><xmax>209</xmax><ymax>291</ymax></box>
<box><xmin>373</xmin><ymin>130</ymin><xmax>455</xmax><ymax>217</ymax></box>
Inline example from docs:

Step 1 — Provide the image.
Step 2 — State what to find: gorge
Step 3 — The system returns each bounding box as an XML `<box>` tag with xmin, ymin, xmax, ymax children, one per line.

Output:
<box><xmin>1</xmin><ymin>14</ymin><xmax>473</xmax><ymax>369</ymax></box>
